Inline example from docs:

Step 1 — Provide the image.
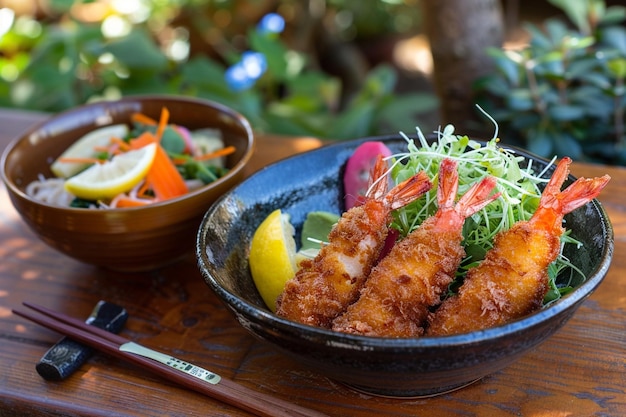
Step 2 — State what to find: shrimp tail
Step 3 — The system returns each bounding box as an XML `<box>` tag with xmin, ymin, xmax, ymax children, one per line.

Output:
<box><xmin>366</xmin><ymin>155</ymin><xmax>392</xmax><ymax>201</ymax></box>
<box><xmin>367</xmin><ymin>155</ymin><xmax>432</xmax><ymax>209</ymax></box>
<box><xmin>454</xmin><ymin>176</ymin><xmax>500</xmax><ymax>218</ymax></box>
<box><xmin>560</xmin><ymin>175</ymin><xmax>611</xmax><ymax>213</ymax></box>
<box><xmin>385</xmin><ymin>171</ymin><xmax>432</xmax><ymax>210</ymax></box>
<box><xmin>436</xmin><ymin>158</ymin><xmax>460</xmax><ymax>210</ymax></box>
<box><xmin>531</xmin><ymin>157</ymin><xmax>610</xmax><ymax>231</ymax></box>
<box><xmin>434</xmin><ymin>158</ymin><xmax>500</xmax><ymax>230</ymax></box>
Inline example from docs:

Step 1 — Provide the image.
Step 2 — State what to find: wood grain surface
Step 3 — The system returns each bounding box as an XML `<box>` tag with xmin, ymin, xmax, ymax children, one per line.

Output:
<box><xmin>1</xmin><ymin>109</ymin><xmax>624</xmax><ymax>416</ymax></box>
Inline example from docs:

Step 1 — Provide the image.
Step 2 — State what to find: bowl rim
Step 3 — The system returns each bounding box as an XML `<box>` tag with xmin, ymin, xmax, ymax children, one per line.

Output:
<box><xmin>1</xmin><ymin>94</ymin><xmax>255</xmax><ymax>212</ymax></box>
<box><xmin>198</xmin><ymin>135</ymin><xmax>615</xmax><ymax>348</ymax></box>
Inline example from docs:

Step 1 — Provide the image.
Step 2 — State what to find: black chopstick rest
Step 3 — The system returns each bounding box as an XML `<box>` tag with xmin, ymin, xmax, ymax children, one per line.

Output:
<box><xmin>35</xmin><ymin>300</ymin><xmax>128</xmax><ymax>381</ymax></box>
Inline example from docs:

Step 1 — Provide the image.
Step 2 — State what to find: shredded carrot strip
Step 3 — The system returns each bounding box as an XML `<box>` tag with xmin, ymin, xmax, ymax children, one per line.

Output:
<box><xmin>145</xmin><ymin>144</ymin><xmax>188</xmax><ymax>200</ymax></box>
<box><xmin>110</xmin><ymin>137</ymin><xmax>131</xmax><ymax>152</ymax></box>
<box><xmin>128</xmin><ymin>111</ymin><xmax>186</xmax><ymax>201</ymax></box>
<box><xmin>131</xmin><ymin>112</ymin><xmax>157</xmax><ymax>126</ymax></box>
<box><xmin>137</xmin><ymin>180</ymin><xmax>152</xmax><ymax>199</ymax></box>
<box><xmin>155</xmin><ymin>107</ymin><xmax>170</xmax><ymax>142</ymax></box>
<box><xmin>194</xmin><ymin>145</ymin><xmax>236</xmax><ymax>161</ymax></box>
<box><xmin>170</xmin><ymin>146</ymin><xmax>236</xmax><ymax>165</ymax></box>
<box><xmin>58</xmin><ymin>107</ymin><xmax>233</xmax><ymax>207</ymax></box>
<box><xmin>129</xmin><ymin>131</ymin><xmax>158</xmax><ymax>149</ymax></box>
<box><xmin>171</xmin><ymin>157</ymin><xmax>188</xmax><ymax>165</ymax></box>
<box><xmin>57</xmin><ymin>157</ymin><xmax>103</xmax><ymax>164</ymax></box>
<box><xmin>114</xmin><ymin>196</ymin><xmax>155</xmax><ymax>208</ymax></box>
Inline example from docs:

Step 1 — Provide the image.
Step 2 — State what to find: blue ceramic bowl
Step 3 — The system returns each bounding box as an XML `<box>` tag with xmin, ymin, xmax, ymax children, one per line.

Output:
<box><xmin>196</xmin><ymin>136</ymin><xmax>613</xmax><ymax>397</ymax></box>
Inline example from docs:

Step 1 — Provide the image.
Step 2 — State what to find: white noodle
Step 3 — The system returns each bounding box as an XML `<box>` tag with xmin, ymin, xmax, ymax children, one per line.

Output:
<box><xmin>25</xmin><ymin>175</ymin><xmax>75</xmax><ymax>207</ymax></box>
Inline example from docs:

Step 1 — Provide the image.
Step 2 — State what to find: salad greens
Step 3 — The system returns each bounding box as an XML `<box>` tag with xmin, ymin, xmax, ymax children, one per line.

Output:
<box><xmin>386</xmin><ymin>124</ymin><xmax>582</xmax><ymax>304</ymax></box>
<box><xmin>41</xmin><ymin>108</ymin><xmax>233</xmax><ymax>209</ymax></box>
<box><xmin>129</xmin><ymin>122</ymin><xmax>230</xmax><ymax>186</ymax></box>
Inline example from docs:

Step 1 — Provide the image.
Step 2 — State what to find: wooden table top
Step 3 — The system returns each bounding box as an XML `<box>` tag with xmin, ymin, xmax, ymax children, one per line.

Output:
<box><xmin>1</xmin><ymin>108</ymin><xmax>624</xmax><ymax>416</ymax></box>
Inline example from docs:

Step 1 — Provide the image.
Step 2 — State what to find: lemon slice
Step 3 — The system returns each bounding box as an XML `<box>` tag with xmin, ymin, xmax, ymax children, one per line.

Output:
<box><xmin>64</xmin><ymin>143</ymin><xmax>157</xmax><ymax>201</ymax></box>
<box><xmin>249</xmin><ymin>209</ymin><xmax>297</xmax><ymax>312</ymax></box>
<box><xmin>51</xmin><ymin>124</ymin><xmax>129</xmax><ymax>178</ymax></box>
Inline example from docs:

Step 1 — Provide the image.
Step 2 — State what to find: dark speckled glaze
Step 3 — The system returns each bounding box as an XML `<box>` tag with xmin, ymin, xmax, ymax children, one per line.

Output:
<box><xmin>196</xmin><ymin>136</ymin><xmax>614</xmax><ymax>397</ymax></box>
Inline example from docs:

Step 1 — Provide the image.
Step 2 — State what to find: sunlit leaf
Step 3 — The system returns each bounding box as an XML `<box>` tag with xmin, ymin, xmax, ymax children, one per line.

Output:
<box><xmin>562</xmin><ymin>35</ymin><xmax>595</xmax><ymax>50</ymax></box>
<box><xmin>486</xmin><ymin>47</ymin><xmax>520</xmax><ymax>85</ymax></box>
<box><xmin>607</xmin><ymin>57</ymin><xmax>626</xmax><ymax>79</ymax></box>
<box><xmin>48</xmin><ymin>0</ymin><xmax>76</xmax><ymax>13</ymax></box>
<box><xmin>328</xmin><ymin>101</ymin><xmax>376</xmax><ymax>140</ymax></box>
<box><xmin>248</xmin><ymin>29</ymin><xmax>290</xmax><ymax>80</ymax></box>
<box><xmin>105</xmin><ymin>29</ymin><xmax>168</xmax><ymax>70</ymax></box>
<box><xmin>13</xmin><ymin>65</ymin><xmax>77</xmax><ymax>111</ymax></box>
<box><xmin>376</xmin><ymin>93</ymin><xmax>438</xmax><ymax>132</ymax></box>
<box><xmin>359</xmin><ymin>64</ymin><xmax>397</xmax><ymax>98</ymax></box>
<box><xmin>548</xmin><ymin>0</ymin><xmax>591</xmax><ymax>34</ymax></box>
<box><xmin>600</xmin><ymin>6</ymin><xmax>626</xmax><ymax>25</ymax></box>
<box><xmin>264</xmin><ymin>103</ymin><xmax>327</xmax><ymax>137</ymax></box>
<box><xmin>180</xmin><ymin>56</ymin><xmax>230</xmax><ymax>93</ymax></box>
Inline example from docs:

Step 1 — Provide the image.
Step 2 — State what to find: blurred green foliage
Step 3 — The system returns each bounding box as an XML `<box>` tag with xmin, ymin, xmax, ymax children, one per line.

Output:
<box><xmin>326</xmin><ymin>0</ymin><xmax>422</xmax><ymax>40</ymax></box>
<box><xmin>476</xmin><ymin>0</ymin><xmax>626</xmax><ymax>165</ymax></box>
<box><xmin>0</xmin><ymin>0</ymin><xmax>436</xmax><ymax>140</ymax></box>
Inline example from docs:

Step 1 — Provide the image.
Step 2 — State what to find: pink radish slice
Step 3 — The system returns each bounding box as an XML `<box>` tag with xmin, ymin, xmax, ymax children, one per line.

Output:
<box><xmin>343</xmin><ymin>141</ymin><xmax>392</xmax><ymax>210</ymax></box>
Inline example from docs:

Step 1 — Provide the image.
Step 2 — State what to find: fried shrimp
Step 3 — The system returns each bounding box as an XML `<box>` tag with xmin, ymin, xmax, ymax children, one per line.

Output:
<box><xmin>275</xmin><ymin>155</ymin><xmax>432</xmax><ymax>328</ymax></box>
<box><xmin>332</xmin><ymin>158</ymin><xmax>500</xmax><ymax>337</ymax></box>
<box><xmin>426</xmin><ymin>157</ymin><xmax>610</xmax><ymax>336</ymax></box>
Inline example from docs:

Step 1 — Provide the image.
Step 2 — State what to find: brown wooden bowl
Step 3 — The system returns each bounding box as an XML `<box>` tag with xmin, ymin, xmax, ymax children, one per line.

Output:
<box><xmin>2</xmin><ymin>95</ymin><xmax>254</xmax><ymax>271</ymax></box>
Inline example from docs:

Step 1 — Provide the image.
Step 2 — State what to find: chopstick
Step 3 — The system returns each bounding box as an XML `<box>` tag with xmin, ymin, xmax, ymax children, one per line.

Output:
<box><xmin>13</xmin><ymin>302</ymin><xmax>329</xmax><ymax>417</ymax></box>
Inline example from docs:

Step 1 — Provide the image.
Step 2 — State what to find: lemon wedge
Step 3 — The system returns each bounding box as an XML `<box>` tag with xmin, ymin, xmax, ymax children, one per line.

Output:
<box><xmin>249</xmin><ymin>209</ymin><xmax>297</xmax><ymax>312</ymax></box>
<box><xmin>64</xmin><ymin>143</ymin><xmax>157</xmax><ymax>201</ymax></box>
<box><xmin>51</xmin><ymin>124</ymin><xmax>129</xmax><ymax>178</ymax></box>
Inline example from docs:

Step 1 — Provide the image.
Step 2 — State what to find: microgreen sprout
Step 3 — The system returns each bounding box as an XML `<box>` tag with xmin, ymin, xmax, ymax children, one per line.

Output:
<box><xmin>386</xmin><ymin>124</ymin><xmax>583</xmax><ymax>304</ymax></box>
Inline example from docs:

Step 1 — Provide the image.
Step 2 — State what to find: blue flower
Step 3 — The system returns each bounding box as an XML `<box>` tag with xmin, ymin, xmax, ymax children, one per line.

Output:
<box><xmin>225</xmin><ymin>63</ymin><xmax>255</xmax><ymax>91</ymax></box>
<box><xmin>241</xmin><ymin>51</ymin><xmax>267</xmax><ymax>79</ymax></box>
<box><xmin>225</xmin><ymin>52</ymin><xmax>268</xmax><ymax>91</ymax></box>
<box><xmin>257</xmin><ymin>13</ymin><xmax>285</xmax><ymax>35</ymax></box>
